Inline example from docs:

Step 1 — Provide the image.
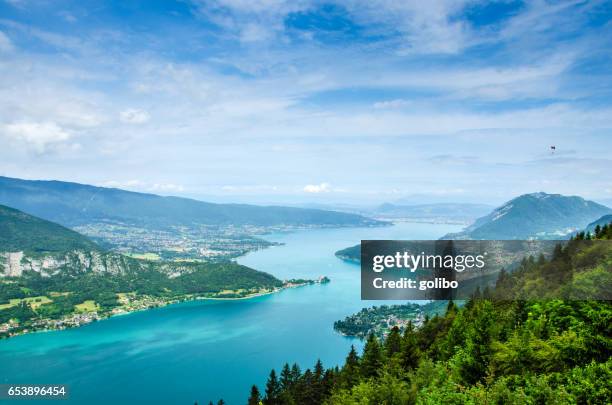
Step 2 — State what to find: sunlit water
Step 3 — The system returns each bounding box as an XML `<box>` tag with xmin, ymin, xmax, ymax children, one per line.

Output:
<box><xmin>0</xmin><ymin>222</ymin><xmax>461</xmax><ymax>404</ymax></box>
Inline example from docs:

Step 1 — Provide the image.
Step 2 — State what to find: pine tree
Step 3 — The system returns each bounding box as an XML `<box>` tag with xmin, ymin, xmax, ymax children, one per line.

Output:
<box><xmin>279</xmin><ymin>363</ymin><xmax>292</xmax><ymax>391</ymax></box>
<box><xmin>313</xmin><ymin>359</ymin><xmax>324</xmax><ymax>382</ymax></box>
<box><xmin>290</xmin><ymin>363</ymin><xmax>301</xmax><ymax>383</ymax></box>
<box><xmin>400</xmin><ymin>322</ymin><xmax>420</xmax><ymax>371</ymax></box>
<box><xmin>299</xmin><ymin>369</ymin><xmax>315</xmax><ymax>404</ymax></box>
<box><xmin>312</xmin><ymin>360</ymin><xmax>325</xmax><ymax>404</ymax></box>
<box><xmin>360</xmin><ymin>333</ymin><xmax>383</xmax><ymax>379</ymax></box>
<box><xmin>456</xmin><ymin>301</ymin><xmax>495</xmax><ymax>384</ymax></box>
<box><xmin>321</xmin><ymin>368</ymin><xmax>335</xmax><ymax>399</ymax></box>
<box><xmin>340</xmin><ymin>345</ymin><xmax>360</xmax><ymax>389</ymax></box>
<box><xmin>384</xmin><ymin>326</ymin><xmax>402</xmax><ymax>357</ymax></box>
<box><xmin>248</xmin><ymin>385</ymin><xmax>261</xmax><ymax>405</ymax></box>
<box><xmin>217</xmin><ymin>400</ymin><xmax>225</xmax><ymax>405</ymax></box>
<box><xmin>264</xmin><ymin>369</ymin><xmax>281</xmax><ymax>405</ymax></box>
<box><xmin>446</xmin><ymin>299</ymin><xmax>457</xmax><ymax>315</ymax></box>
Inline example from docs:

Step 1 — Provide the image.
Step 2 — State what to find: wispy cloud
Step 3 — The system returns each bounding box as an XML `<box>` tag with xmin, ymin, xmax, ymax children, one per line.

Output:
<box><xmin>0</xmin><ymin>0</ymin><xmax>609</xmax><ymax>203</ymax></box>
<box><xmin>2</xmin><ymin>121</ymin><xmax>71</xmax><ymax>152</ymax></box>
<box><xmin>120</xmin><ymin>109</ymin><xmax>150</xmax><ymax>124</ymax></box>
<box><xmin>303</xmin><ymin>183</ymin><xmax>331</xmax><ymax>193</ymax></box>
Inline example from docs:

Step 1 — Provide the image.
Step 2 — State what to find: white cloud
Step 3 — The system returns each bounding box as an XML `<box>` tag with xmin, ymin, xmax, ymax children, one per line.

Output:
<box><xmin>100</xmin><ymin>179</ymin><xmax>146</xmax><ymax>189</ymax></box>
<box><xmin>240</xmin><ymin>23</ymin><xmax>273</xmax><ymax>43</ymax></box>
<box><xmin>0</xmin><ymin>31</ymin><xmax>14</xmax><ymax>52</ymax></box>
<box><xmin>373</xmin><ymin>99</ymin><xmax>410</xmax><ymax>109</ymax></box>
<box><xmin>100</xmin><ymin>180</ymin><xmax>185</xmax><ymax>193</ymax></box>
<box><xmin>120</xmin><ymin>108</ymin><xmax>150</xmax><ymax>124</ymax></box>
<box><xmin>192</xmin><ymin>0</ymin><xmax>311</xmax><ymax>43</ymax></box>
<box><xmin>303</xmin><ymin>182</ymin><xmax>331</xmax><ymax>193</ymax></box>
<box><xmin>150</xmin><ymin>183</ymin><xmax>185</xmax><ymax>192</ymax></box>
<box><xmin>2</xmin><ymin>121</ymin><xmax>71</xmax><ymax>152</ymax></box>
<box><xmin>341</xmin><ymin>0</ymin><xmax>472</xmax><ymax>55</ymax></box>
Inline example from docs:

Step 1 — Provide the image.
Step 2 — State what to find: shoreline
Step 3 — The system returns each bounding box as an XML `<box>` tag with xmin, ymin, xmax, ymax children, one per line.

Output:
<box><xmin>0</xmin><ymin>280</ymin><xmax>327</xmax><ymax>341</ymax></box>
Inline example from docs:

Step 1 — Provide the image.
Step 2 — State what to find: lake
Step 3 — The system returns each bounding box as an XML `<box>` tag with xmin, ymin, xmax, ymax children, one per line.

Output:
<box><xmin>0</xmin><ymin>222</ymin><xmax>461</xmax><ymax>404</ymax></box>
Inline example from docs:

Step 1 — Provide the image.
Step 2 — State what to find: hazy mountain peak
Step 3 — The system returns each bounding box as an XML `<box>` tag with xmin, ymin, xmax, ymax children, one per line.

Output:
<box><xmin>446</xmin><ymin>192</ymin><xmax>611</xmax><ymax>240</ymax></box>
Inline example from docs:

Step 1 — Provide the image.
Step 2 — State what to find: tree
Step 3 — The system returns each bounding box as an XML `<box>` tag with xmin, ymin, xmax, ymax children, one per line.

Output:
<box><xmin>446</xmin><ymin>299</ymin><xmax>457</xmax><ymax>315</ymax></box>
<box><xmin>312</xmin><ymin>359</ymin><xmax>325</xmax><ymax>403</ymax></box>
<box><xmin>290</xmin><ymin>363</ymin><xmax>301</xmax><ymax>383</ymax></box>
<box><xmin>400</xmin><ymin>322</ymin><xmax>421</xmax><ymax>370</ymax></box>
<box><xmin>279</xmin><ymin>363</ymin><xmax>292</xmax><ymax>391</ymax></box>
<box><xmin>314</xmin><ymin>359</ymin><xmax>324</xmax><ymax>382</ymax></box>
<box><xmin>248</xmin><ymin>385</ymin><xmax>261</xmax><ymax>405</ymax></box>
<box><xmin>454</xmin><ymin>301</ymin><xmax>496</xmax><ymax>384</ymax></box>
<box><xmin>340</xmin><ymin>345</ymin><xmax>360</xmax><ymax>388</ymax></box>
<box><xmin>264</xmin><ymin>369</ymin><xmax>281</xmax><ymax>405</ymax></box>
<box><xmin>361</xmin><ymin>333</ymin><xmax>383</xmax><ymax>379</ymax></box>
<box><xmin>385</xmin><ymin>326</ymin><xmax>402</xmax><ymax>357</ymax></box>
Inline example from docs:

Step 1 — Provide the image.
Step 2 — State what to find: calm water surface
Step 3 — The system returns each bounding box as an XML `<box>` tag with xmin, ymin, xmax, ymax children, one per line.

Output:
<box><xmin>0</xmin><ymin>222</ymin><xmax>461</xmax><ymax>404</ymax></box>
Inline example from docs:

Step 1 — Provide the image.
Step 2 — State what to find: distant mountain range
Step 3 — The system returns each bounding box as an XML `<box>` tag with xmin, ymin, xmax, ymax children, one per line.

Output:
<box><xmin>336</xmin><ymin>192</ymin><xmax>612</xmax><ymax>262</ymax></box>
<box><xmin>0</xmin><ymin>176</ymin><xmax>382</xmax><ymax>229</ymax></box>
<box><xmin>443</xmin><ymin>192</ymin><xmax>611</xmax><ymax>240</ymax></box>
<box><xmin>371</xmin><ymin>202</ymin><xmax>492</xmax><ymax>223</ymax></box>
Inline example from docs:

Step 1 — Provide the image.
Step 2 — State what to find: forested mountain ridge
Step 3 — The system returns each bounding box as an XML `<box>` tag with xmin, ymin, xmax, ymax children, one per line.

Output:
<box><xmin>0</xmin><ymin>176</ymin><xmax>382</xmax><ymax>228</ymax></box>
<box><xmin>587</xmin><ymin>214</ymin><xmax>612</xmax><ymax>234</ymax></box>
<box><xmin>0</xmin><ymin>204</ymin><xmax>97</xmax><ymax>253</ymax></box>
<box><xmin>248</xmin><ymin>223</ymin><xmax>612</xmax><ymax>404</ymax></box>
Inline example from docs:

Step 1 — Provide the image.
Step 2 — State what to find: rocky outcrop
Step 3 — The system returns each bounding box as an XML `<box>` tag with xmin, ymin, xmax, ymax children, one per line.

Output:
<box><xmin>0</xmin><ymin>250</ymin><xmax>199</xmax><ymax>278</ymax></box>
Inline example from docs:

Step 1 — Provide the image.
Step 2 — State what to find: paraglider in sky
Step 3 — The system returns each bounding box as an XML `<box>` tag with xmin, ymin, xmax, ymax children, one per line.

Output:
<box><xmin>550</xmin><ymin>145</ymin><xmax>556</xmax><ymax>154</ymax></box>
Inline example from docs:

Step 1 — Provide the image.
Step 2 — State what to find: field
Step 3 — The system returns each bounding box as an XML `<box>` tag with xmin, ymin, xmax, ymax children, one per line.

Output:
<box><xmin>125</xmin><ymin>252</ymin><xmax>161</xmax><ymax>261</ymax></box>
<box><xmin>0</xmin><ymin>296</ymin><xmax>53</xmax><ymax>310</ymax></box>
<box><xmin>74</xmin><ymin>300</ymin><xmax>99</xmax><ymax>313</ymax></box>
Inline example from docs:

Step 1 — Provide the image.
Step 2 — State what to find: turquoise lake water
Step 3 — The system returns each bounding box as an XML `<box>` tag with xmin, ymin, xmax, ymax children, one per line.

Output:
<box><xmin>0</xmin><ymin>222</ymin><xmax>461</xmax><ymax>404</ymax></box>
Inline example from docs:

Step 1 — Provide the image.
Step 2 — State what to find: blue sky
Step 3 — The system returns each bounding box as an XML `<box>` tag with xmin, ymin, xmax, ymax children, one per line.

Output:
<box><xmin>0</xmin><ymin>0</ymin><xmax>611</xmax><ymax>206</ymax></box>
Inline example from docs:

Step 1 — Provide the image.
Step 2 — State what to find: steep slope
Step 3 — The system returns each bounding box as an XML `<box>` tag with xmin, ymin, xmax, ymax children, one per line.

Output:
<box><xmin>0</xmin><ymin>176</ymin><xmax>382</xmax><ymax>229</ymax></box>
<box><xmin>586</xmin><ymin>214</ymin><xmax>612</xmax><ymax>234</ymax></box>
<box><xmin>0</xmin><ymin>204</ymin><xmax>97</xmax><ymax>253</ymax></box>
<box><xmin>0</xmin><ymin>208</ymin><xmax>286</xmax><ymax>336</ymax></box>
<box><xmin>444</xmin><ymin>192</ymin><xmax>611</xmax><ymax>240</ymax></box>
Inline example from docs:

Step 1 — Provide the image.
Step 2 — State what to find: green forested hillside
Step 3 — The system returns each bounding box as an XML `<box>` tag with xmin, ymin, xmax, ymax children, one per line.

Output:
<box><xmin>0</xmin><ymin>207</ymin><xmax>285</xmax><ymax>336</ymax></box>
<box><xmin>0</xmin><ymin>255</ymin><xmax>283</xmax><ymax>333</ymax></box>
<box><xmin>0</xmin><ymin>204</ymin><xmax>97</xmax><ymax>252</ymax></box>
<box><xmin>249</xmin><ymin>223</ymin><xmax>612</xmax><ymax>404</ymax></box>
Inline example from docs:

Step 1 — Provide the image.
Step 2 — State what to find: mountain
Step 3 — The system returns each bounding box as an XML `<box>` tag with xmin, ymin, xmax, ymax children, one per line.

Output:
<box><xmin>0</xmin><ymin>205</ymin><xmax>280</xmax><ymax>289</ymax></box>
<box><xmin>0</xmin><ymin>206</ymin><xmax>286</xmax><ymax>335</ymax></box>
<box><xmin>444</xmin><ymin>192</ymin><xmax>612</xmax><ymax>240</ymax></box>
<box><xmin>0</xmin><ymin>204</ymin><xmax>97</xmax><ymax>253</ymax></box>
<box><xmin>372</xmin><ymin>203</ymin><xmax>492</xmax><ymax>223</ymax></box>
<box><xmin>585</xmin><ymin>214</ymin><xmax>612</xmax><ymax>234</ymax></box>
<box><xmin>0</xmin><ymin>176</ymin><xmax>382</xmax><ymax>229</ymax></box>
